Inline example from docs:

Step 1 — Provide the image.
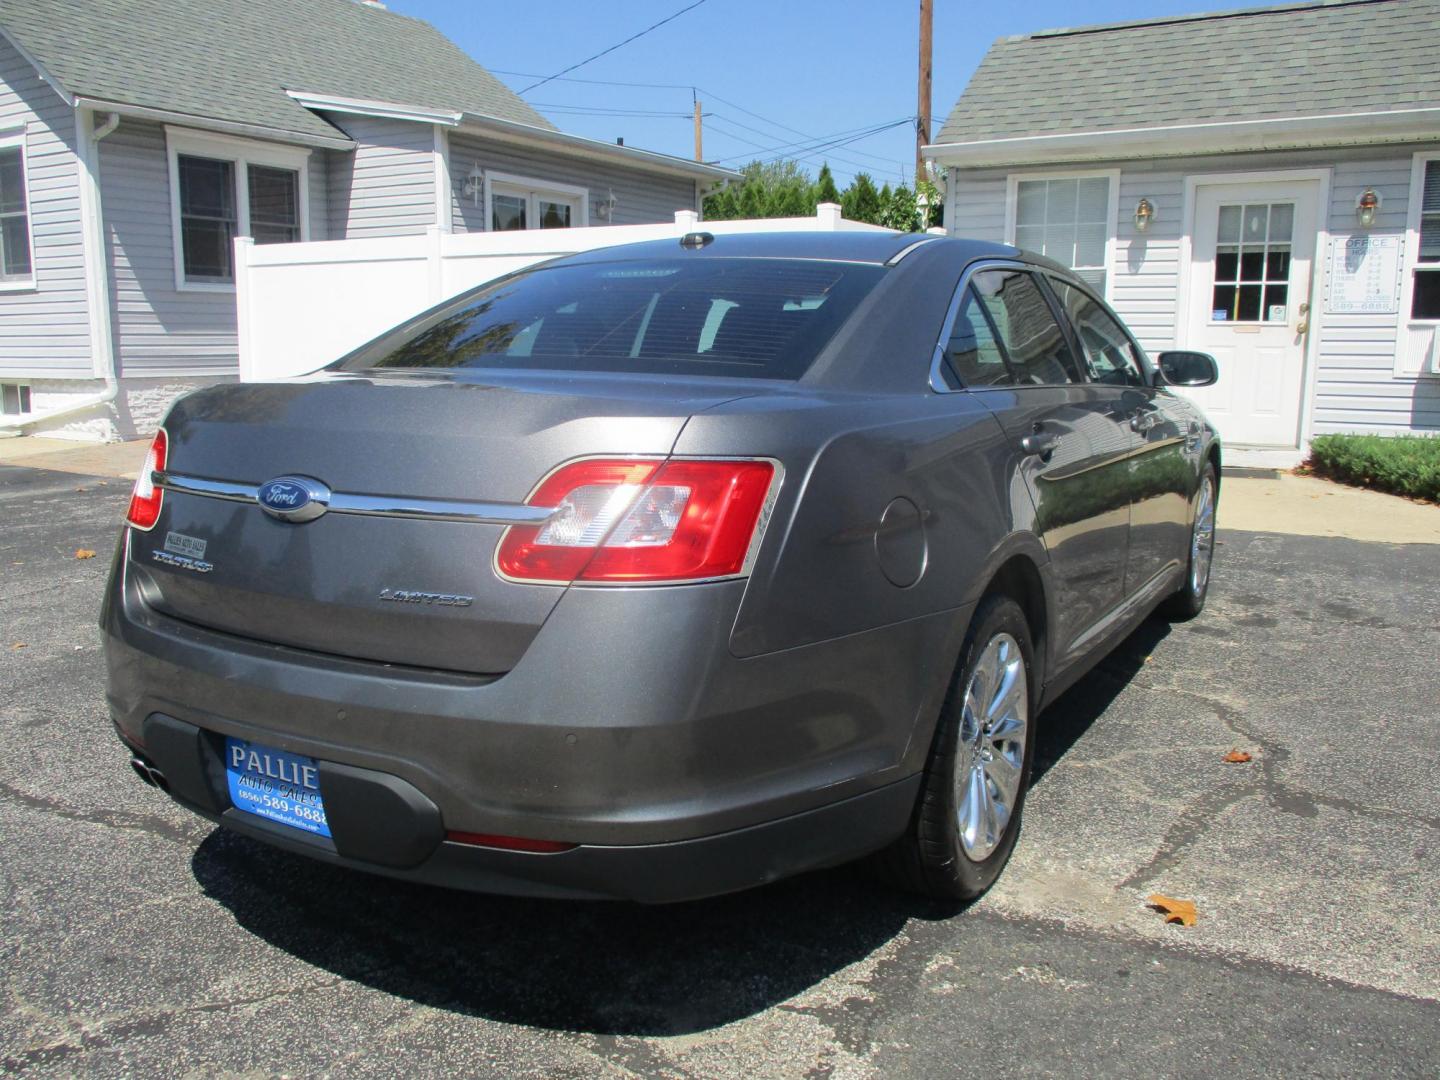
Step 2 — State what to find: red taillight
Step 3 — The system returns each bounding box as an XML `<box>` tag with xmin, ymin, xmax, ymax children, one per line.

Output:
<box><xmin>126</xmin><ymin>428</ymin><xmax>167</xmax><ymax>531</ymax></box>
<box><xmin>496</xmin><ymin>457</ymin><xmax>778</xmax><ymax>585</ymax></box>
<box><xmin>445</xmin><ymin>830</ymin><xmax>577</xmax><ymax>854</ymax></box>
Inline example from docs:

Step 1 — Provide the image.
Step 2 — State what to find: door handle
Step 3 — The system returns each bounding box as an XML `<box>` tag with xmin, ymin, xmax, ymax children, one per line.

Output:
<box><xmin>1130</xmin><ymin>410</ymin><xmax>1159</xmax><ymax>434</ymax></box>
<box><xmin>1019</xmin><ymin>427</ymin><xmax>1061</xmax><ymax>459</ymax></box>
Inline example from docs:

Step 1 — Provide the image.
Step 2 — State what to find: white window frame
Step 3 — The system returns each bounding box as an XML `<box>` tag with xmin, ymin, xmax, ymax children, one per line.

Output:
<box><xmin>1004</xmin><ymin>168</ymin><xmax>1120</xmax><ymax>301</ymax></box>
<box><xmin>0</xmin><ymin>127</ymin><xmax>36</xmax><ymax>293</ymax></box>
<box><xmin>1399</xmin><ymin>151</ymin><xmax>1440</xmax><ymax>377</ymax></box>
<box><xmin>165</xmin><ymin>126</ymin><xmax>311</xmax><ymax>293</ymax></box>
<box><xmin>482</xmin><ymin>171</ymin><xmax>589</xmax><ymax>233</ymax></box>
<box><xmin>0</xmin><ymin>381</ymin><xmax>33</xmax><ymax>416</ymax></box>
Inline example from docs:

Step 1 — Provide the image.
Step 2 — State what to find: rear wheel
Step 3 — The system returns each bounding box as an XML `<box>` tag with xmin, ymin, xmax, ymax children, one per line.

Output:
<box><xmin>876</xmin><ymin>595</ymin><xmax>1036</xmax><ymax>900</ymax></box>
<box><xmin>1161</xmin><ymin>464</ymin><xmax>1217</xmax><ymax>621</ymax></box>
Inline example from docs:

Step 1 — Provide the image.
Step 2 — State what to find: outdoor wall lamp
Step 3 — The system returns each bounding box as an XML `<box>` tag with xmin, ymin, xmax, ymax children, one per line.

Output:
<box><xmin>592</xmin><ymin>188</ymin><xmax>616</xmax><ymax>222</ymax></box>
<box><xmin>1133</xmin><ymin>197</ymin><xmax>1155</xmax><ymax>233</ymax></box>
<box><xmin>1355</xmin><ymin>188</ymin><xmax>1381</xmax><ymax>228</ymax></box>
<box><xmin>463</xmin><ymin>164</ymin><xmax>484</xmax><ymax>207</ymax></box>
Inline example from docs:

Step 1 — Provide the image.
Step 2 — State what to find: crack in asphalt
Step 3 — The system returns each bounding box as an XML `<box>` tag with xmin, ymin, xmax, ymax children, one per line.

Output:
<box><xmin>0</xmin><ymin>777</ymin><xmax>207</xmax><ymax>848</ymax></box>
<box><xmin>0</xmin><ymin>977</ymin><xmax>351</xmax><ymax>1074</ymax></box>
<box><xmin>1119</xmin><ymin>681</ymin><xmax>1440</xmax><ymax>891</ymax></box>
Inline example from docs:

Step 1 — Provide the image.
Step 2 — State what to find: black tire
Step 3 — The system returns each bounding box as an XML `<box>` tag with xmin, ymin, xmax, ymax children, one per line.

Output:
<box><xmin>1161</xmin><ymin>463</ymin><xmax>1218</xmax><ymax>621</ymax></box>
<box><xmin>874</xmin><ymin>594</ymin><xmax>1037</xmax><ymax>900</ymax></box>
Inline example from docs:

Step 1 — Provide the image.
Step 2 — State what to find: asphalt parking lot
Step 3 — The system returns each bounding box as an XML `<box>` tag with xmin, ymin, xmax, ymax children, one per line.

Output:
<box><xmin>2</xmin><ymin>463</ymin><xmax>1437</xmax><ymax>1078</ymax></box>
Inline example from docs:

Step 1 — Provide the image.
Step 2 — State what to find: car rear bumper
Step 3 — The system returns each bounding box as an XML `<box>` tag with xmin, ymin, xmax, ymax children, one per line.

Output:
<box><xmin>103</xmin><ymin>549</ymin><xmax>967</xmax><ymax>900</ymax></box>
<box><xmin>120</xmin><ymin>713</ymin><xmax>921</xmax><ymax>902</ymax></box>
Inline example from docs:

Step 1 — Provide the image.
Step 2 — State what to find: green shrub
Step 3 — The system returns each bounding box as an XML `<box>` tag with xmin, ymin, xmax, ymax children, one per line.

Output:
<box><xmin>1306</xmin><ymin>434</ymin><xmax>1440</xmax><ymax>503</ymax></box>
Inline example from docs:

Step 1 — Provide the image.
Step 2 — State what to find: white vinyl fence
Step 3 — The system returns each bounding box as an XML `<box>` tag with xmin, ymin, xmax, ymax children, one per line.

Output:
<box><xmin>236</xmin><ymin>205</ymin><xmax>890</xmax><ymax>381</ymax></box>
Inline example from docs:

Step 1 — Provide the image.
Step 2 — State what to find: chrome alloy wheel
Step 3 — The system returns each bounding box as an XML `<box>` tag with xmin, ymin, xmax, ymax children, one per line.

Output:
<box><xmin>955</xmin><ymin>631</ymin><xmax>1029</xmax><ymax>861</ymax></box>
<box><xmin>1191</xmin><ymin>474</ymin><xmax>1216</xmax><ymax>596</ymax></box>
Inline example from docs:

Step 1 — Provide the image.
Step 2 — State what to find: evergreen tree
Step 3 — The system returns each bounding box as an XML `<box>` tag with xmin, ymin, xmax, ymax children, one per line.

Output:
<box><xmin>813</xmin><ymin>163</ymin><xmax>840</xmax><ymax>205</ymax></box>
<box><xmin>840</xmin><ymin>173</ymin><xmax>883</xmax><ymax>225</ymax></box>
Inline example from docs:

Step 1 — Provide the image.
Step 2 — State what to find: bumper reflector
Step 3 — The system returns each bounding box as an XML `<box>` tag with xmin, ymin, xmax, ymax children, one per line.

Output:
<box><xmin>445</xmin><ymin>830</ymin><xmax>577</xmax><ymax>854</ymax></box>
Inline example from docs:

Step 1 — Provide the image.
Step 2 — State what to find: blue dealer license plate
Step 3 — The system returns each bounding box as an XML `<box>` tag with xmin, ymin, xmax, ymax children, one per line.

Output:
<box><xmin>224</xmin><ymin>737</ymin><xmax>331</xmax><ymax>838</ymax></box>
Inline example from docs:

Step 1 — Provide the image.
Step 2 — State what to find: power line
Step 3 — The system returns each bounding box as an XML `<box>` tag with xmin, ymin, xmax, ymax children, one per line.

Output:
<box><xmin>530</xmin><ymin>101</ymin><xmax>696</xmax><ymax>118</ymax></box>
<box><xmin>491</xmin><ymin>69</ymin><xmax>696</xmax><ymax>91</ymax></box>
<box><xmin>698</xmin><ymin>88</ymin><xmax>902</xmax><ymax>170</ymax></box>
<box><xmin>710</xmin><ymin>117</ymin><xmax>914</xmax><ymax>165</ymax></box>
<box><xmin>770</xmin><ymin>123</ymin><xmax>916</xmax><ymax>173</ymax></box>
<box><xmin>516</xmin><ymin>0</ymin><xmax>711</xmax><ymax>95</ymax></box>
<box><xmin>706</xmin><ymin>111</ymin><xmax>902</xmax><ymax>176</ymax></box>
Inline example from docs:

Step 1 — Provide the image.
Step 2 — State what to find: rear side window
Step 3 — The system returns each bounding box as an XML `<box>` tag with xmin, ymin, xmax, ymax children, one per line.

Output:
<box><xmin>970</xmin><ymin>269</ymin><xmax>1082</xmax><ymax>385</ymax></box>
<box><xmin>944</xmin><ymin>287</ymin><xmax>1012</xmax><ymax>387</ymax></box>
<box><xmin>1050</xmin><ymin>279</ymin><xmax>1147</xmax><ymax>387</ymax></box>
<box><xmin>335</xmin><ymin>258</ymin><xmax>884</xmax><ymax>380</ymax></box>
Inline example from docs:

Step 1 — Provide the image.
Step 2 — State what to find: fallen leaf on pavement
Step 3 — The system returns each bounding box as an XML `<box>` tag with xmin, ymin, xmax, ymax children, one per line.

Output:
<box><xmin>75</xmin><ymin>549</ymin><xmax>96</xmax><ymax>559</ymax></box>
<box><xmin>11</xmin><ymin>642</ymin><xmax>26</xmax><ymax>650</ymax></box>
<box><xmin>1222</xmin><ymin>749</ymin><xmax>1253</xmax><ymax>763</ymax></box>
<box><xmin>1147</xmin><ymin>894</ymin><xmax>1198</xmax><ymax>926</ymax></box>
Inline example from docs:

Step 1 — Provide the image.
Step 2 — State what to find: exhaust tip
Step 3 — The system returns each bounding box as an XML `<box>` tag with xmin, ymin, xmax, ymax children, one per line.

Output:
<box><xmin>129</xmin><ymin>755</ymin><xmax>169</xmax><ymax>792</ymax></box>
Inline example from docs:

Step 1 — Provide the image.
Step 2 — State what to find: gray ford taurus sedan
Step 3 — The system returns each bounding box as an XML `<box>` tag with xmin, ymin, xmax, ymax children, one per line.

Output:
<box><xmin>102</xmin><ymin>230</ymin><xmax>1220</xmax><ymax>903</ymax></box>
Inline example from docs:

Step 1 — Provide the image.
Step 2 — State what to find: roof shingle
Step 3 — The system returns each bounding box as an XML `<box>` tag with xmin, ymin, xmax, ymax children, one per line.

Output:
<box><xmin>0</xmin><ymin>0</ymin><xmax>554</xmax><ymax>142</ymax></box>
<box><xmin>937</xmin><ymin>0</ymin><xmax>1440</xmax><ymax>145</ymax></box>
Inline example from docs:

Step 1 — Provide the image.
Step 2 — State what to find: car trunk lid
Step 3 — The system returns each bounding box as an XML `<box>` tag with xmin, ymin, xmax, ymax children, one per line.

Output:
<box><xmin>130</xmin><ymin>371</ymin><xmax>752</xmax><ymax>674</ymax></box>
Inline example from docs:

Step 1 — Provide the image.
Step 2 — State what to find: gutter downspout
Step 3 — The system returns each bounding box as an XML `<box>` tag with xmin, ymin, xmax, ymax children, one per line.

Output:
<box><xmin>1</xmin><ymin>110</ymin><xmax>120</xmax><ymax>437</ymax></box>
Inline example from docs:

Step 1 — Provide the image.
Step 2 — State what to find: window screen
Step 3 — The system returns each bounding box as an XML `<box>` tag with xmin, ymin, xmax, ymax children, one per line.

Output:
<box><xmin>1049</xmin><ymin>279</ymin><xmax>1146</xmax><ymax>387</ymax></box>
<box><xmin>338</xmin><ymin>258</ymin><xmax>885</xmax><ymax>380</ymax></box>
<box><xmin>247</xmin><ymin>165</ymin><xmax>300</xmax><ymax>245</ymax></box>
<box><xmin>0</xmin><ymin>144</ymin><xmax>32</xmax><ymax>280</ymax></box>
<box><xmin>178</xmin><ymin>155</ymin><xmax>236</xmax><ymax>282</ymax></box>
<box><xmin>1014</xmin><ymin>176</ymin><xmax>1111</xmax><ymax>293</ymax></box>
<box><xmin>970</xmin><ymin>269</ymin><xmax>1082</xmax><ymax>385</ymax></box>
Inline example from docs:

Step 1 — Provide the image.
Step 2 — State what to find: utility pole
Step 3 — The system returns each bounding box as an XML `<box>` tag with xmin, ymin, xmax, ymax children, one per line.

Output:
<box><xmin>694</xmin><ymin>97</ymin><xmax>703</xmax><ymax>162</ymax></box>
<box><xmin>916</xmin><ymin>0</ymin><xmax>932</xmax><ymax>186</ymax></box>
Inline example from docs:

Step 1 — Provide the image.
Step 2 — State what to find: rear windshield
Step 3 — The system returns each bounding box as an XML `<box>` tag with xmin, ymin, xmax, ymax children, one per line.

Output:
<box><xmin>332</xmin><ymin>257</ymin><xmax>885</xmax><ymax>380</ymax></box>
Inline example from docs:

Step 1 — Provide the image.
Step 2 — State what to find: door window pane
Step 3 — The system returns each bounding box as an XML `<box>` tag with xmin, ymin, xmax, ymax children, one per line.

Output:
<box><xmin>1413</xmin><ymin>271</ymin><xmax>1440</xmax><ymax>319</ymax></box>
<box><xmin>492</xmin><ymin>193</ymin><xmax>527</xmax><ymax>232</ymax></box>
<box><xmin>944</xmin><ymin>287</ymin><xmax>1013</xmax><ymax>387</ymax></box>
<box><xmin>1050</xmin><ymin>279</ymin><xmax>1146</xmax><ymax>387</ymax></box>
<box><xmin>178</xmin><ymin>155</ymin><xmax>236</xmax><ymax>282</ymax></box>
<box><xmin>971</xmin><ymin>269</ymin><xmax>1082</xmax><ymax>385</ymax></box>
<box><xmin>247</xmin><ymin>165</ymin><xmax>299</xmax><ymax>245</ymax></box>
<box><xmin>1013</xmin><ymin>176</ymin><xmax>1111</xmax><ymax>293</ymax></box>
<box><xmin>0</xmin><ymin>145</ymin><xmax>32</xmax><ymax>280</ymax></box>
<box><xmin>1211</xmin><ymin>201</ymin><xmax>1294</xmax><ymax>323</ymax></box>
<box><xmin>538</xmin><ymin>199</ymin><xmax>572</xmax><ymax>229</ymax></box>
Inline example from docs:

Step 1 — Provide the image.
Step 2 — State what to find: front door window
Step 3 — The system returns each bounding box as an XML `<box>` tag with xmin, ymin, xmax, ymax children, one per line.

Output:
<box><xmin>1211</xmin><ymin>202</ymin><xmax>1293</xmax><ymax>324</ymax></box>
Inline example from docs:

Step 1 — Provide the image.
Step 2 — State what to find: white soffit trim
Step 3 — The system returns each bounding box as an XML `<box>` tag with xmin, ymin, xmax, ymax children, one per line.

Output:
<box><xmin>457</xmin><ymin>112</ymin><xmax>741</xmax><ymax>186</ymax></box>
<box><xmin>925</xmin><ymin>108</ymin><xmax>1440</xmax><ymax>168</ymax></box>
<box><xmin>74</xmin><ymin>97</ymin><xmax>356</xmax><ymax>150</ymax></box>
<box><xmin>286</xmin><ymin>90</ymin><xmax>462</xmax><ymax>128</ymax></box>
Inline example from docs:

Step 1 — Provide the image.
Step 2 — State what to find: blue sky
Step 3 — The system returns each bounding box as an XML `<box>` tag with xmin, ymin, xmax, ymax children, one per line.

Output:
<box><xmin>388</xmin><ymin>0</ymin><xmax>1238</xmax><ymax>188</ymax></box>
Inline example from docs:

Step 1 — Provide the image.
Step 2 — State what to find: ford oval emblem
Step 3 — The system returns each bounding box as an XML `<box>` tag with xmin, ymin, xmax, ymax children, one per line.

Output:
<box><xmin>256</xmin><ymin>476</ymin><xmax>331</xmax><ymax>523</ymax></box>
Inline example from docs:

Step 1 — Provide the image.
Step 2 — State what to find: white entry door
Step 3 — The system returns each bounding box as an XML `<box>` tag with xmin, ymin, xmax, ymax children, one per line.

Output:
<box><xmin>1182</xmin><ymin>179</ymin><xmax>1320</xmax><ymax>447</ymax></box>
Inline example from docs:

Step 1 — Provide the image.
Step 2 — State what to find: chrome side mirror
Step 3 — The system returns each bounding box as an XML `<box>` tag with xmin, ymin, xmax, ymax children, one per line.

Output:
<box><xmin>1155</xmin><ymin>350</ymin><xmax>1219</xmax><ymax>388</ymax></box>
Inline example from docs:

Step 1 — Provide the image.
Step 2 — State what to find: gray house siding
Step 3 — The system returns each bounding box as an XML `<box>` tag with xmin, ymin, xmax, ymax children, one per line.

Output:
<box><xmin>947</xmin><ymin>143</ymin><xmax>1440</xmax><ymax>438</ymax></box>
<box><xmin>446</xmin><ymin>130</ymin><xmax>698</xmax><ymax>232</ymax></box>
<box><xmin>307</xmin><ymin>149</ymin><xmax>330</xmax><ymax>242</ymax></box>
<box><xmin>323</xmin><ymin>113</ymin><xmax>436</xmax><ymax>239</ymax></box>
<box><xmin>0</xmin><ymin>33</ymin><xmax>91</xmax><ymax>378</ymax></box>
<box><xmin>100</xmin><ymin>118</ymin><xmax>238</xmax><ymax>376</ymax></box>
